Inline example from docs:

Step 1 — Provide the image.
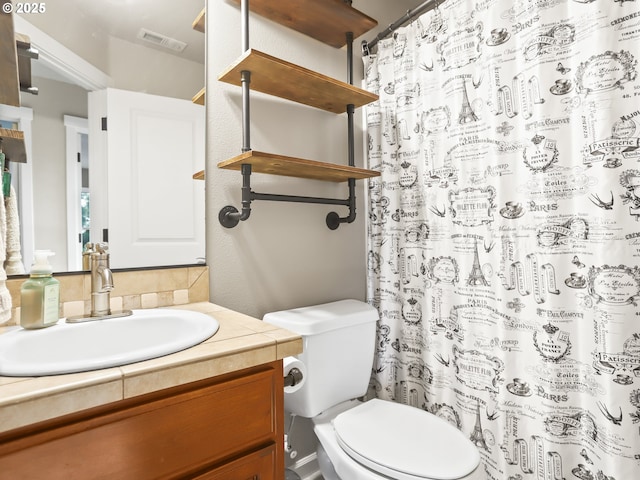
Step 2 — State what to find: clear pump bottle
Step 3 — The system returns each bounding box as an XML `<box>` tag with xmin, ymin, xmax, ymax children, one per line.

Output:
<box><xmin>20</xmin><ymin>250</ymin><xmax>60</xmax><ymax>329</ymax></box>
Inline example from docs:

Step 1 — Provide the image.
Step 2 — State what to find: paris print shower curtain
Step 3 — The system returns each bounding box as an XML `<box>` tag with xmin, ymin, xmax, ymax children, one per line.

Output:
<box><xmin>364</xmin><ymin>0</ymin><xmax>640</xmax><ymax>479</ymax></box>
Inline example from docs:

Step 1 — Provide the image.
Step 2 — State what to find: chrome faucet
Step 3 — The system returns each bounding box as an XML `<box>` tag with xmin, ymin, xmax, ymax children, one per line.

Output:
<box><xmin>66</xmin><ymin>243</ymin><xmax>132</xmax><ymax>323</ymax></box>
<box><xmin>91</xmin><ymin>242</ymin><xmax>114</xmax><ymax>317</ymax></box>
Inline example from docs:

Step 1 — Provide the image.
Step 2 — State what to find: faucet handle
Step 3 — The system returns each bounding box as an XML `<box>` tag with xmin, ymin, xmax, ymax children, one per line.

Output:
<box><xmin>94</xmin><ymin>242</ymin><xmax>109</xmax><ymax>254</ymax></box>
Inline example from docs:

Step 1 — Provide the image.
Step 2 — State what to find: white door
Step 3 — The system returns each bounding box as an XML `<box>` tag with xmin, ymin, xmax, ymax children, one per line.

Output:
<box><xmin>88</xmin><ymin>88</ymin><xmax>205</xmax><ymax>269</ymax></box>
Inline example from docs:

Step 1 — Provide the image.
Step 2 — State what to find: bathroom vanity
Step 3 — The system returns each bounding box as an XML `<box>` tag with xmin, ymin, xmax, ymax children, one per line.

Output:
<box><xmin>0</xmin><ymin>302</ymin><xmax>302</xmax><ymax>479</ymax></box>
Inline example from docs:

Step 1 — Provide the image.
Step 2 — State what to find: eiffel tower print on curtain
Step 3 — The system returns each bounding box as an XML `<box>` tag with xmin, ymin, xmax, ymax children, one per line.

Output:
<box><xmin>467</xmin><ymin>241</ymin><xmax>489</xmax><ymax>286</ymax></box>
<box><xmin>458</xmin><ymin>79</ymin><xmax>479</xmax><ymax>124</ymax></box>
<box><xmin>470</xmin><ymin>401</ymin><xmax>489</xmax><ymax>451</ymax></box>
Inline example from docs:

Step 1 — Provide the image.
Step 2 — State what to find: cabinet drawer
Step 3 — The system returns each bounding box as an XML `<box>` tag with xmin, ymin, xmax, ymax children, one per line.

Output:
<box><xmin>192</xmin><ymin>444</ymin><xmax>276</xmax><ymax>480</ymax></box>
<box><xmin>0</xmin><ymin>362</ymin><xmax>283</xmax><ymax>479</ymax></box>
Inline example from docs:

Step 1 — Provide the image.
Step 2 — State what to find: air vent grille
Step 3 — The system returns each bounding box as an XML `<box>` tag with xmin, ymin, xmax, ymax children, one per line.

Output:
<box><xmin>136</xmin><ymin>28</ymin><xmax>187</xmax><ymax>52</ymax></box>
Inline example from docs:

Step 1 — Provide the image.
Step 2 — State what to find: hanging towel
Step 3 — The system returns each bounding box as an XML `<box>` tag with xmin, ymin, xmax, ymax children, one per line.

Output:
<box><xmin>4</xmin><ymin>185</ymin><xmax>24</xmax><ymax>275</ymax></box>
<box><xmin>0</xmin><ymin>184</ymin><xmax>11</xmax><ymax>324</ymax></box>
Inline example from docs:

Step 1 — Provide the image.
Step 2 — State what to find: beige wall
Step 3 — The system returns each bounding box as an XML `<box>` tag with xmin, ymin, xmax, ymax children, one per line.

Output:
<box><xmin>207</xmin><ymin>0</ymin><xmax>408</xmax><ymax>320</ymax></box>
<box><xmin>5</xmin><ymin>266</ymin><xmax>210</xmax><ymax>326</ymax></box>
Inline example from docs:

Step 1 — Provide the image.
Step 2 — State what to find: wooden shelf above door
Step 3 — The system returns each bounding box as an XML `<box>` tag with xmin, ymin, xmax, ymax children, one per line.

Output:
<box><xmin>216</xmin><ymin>150</ymin><xmax>379</xmax><ymax>182</ymax></box>
<box><xmin>0</xmin><ymin>12</ymin><xmax>21</xmax><ymax>107</ymax></box>
<box><xmin>0</xmin><ymin>128</ymin><xmax>27</xmax><ymax>163</ymax></box>
<box><xmin>228</xmin><ymin>0</ymin><xmax>377</xmax><ymax>48</ymax></box>
<box><xmin>192</xmin><ymin>87</ymin><xmax>205</xmax><ymax>105</ymax></box>
<box><xmin>192</xmin><ymin>8</ymin><xmax>205</xmax><ymax>105</ymax></box>
<box><xmin>218</xmin><ymin>49</ymin><xmax>378</xmax><ymax>113</ymax></box>
<box><xmin>192</xmin><ymin>8</ymin><xmax>205</xmax><ymax>33</ymax></box>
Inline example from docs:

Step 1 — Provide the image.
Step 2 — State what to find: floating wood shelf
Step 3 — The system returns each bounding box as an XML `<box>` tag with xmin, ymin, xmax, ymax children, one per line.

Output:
<box><xmin>0</xmin><ymin>12</ymin><xmax>20</xmax><ymax>107</ymax></box>
<box><xmin>192</xmin><ymin>8</ymin><xmax>205</xmax><ymax>33</ymax></box>
<box><xmin>0</xmin><ymin>128</ymin><xmax>27</xmax><ymax>163</ymax></box>
<box><xmin>217</xmin><ymin>150</ymin><xmax>379</xmax><ymax>182</ymax></box>
<box><xmin>192</xmin><ymin>9</ymin><xmax>205</xmax><ymax>107</ymax></box>
<box><xmin>192</xmin><ymin>87</ymin><xmax>205</xmax><ymax>105</ymax></box>
<box><xmin>193</xmin><ymin>170</ymin><xmax>205</xmax><ymax>180</ymax></box>
<box><xmin>229</xmin><ymin>0</ymin><xmax>377</xmax><ymax>48</ymax></box>
<box><xmin>218</xmin><ymin>49</ymin><xmax>378</xmax><ymax>113</ymax></box>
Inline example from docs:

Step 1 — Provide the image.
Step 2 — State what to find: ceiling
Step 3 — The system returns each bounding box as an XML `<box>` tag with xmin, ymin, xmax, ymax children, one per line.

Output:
<box><xmin>74</xmin><ymin>0</ymin><xmax>205</xmax><ymax>63</ymax></box>
<box><xmin>28</xmin><ymin>0</ymin><xmax>206</xmax><ymax>65</ymax></box>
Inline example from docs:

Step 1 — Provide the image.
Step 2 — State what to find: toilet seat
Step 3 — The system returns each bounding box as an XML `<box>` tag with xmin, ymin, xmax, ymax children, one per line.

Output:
<box><xmin>332</xmin><ymin>399</ymin><xmax>481</xmax><ymax>480</ymax></box>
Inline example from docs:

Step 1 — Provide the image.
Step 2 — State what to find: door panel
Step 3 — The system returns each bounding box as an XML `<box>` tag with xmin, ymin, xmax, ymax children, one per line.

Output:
<box><xmin>88</xmin><ymin>88</ymin><xmax>205</xmax><ymax>268</ymax></box>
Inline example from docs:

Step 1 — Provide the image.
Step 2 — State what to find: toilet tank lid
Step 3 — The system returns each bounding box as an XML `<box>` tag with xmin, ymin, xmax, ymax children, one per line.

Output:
<box><xmin>263</xmin><ymin>299</ymin><xmax>378</xmax><ymax>335</ymax></box>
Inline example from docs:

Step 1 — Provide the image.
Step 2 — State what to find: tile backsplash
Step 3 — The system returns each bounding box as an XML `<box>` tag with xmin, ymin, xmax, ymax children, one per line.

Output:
<box><xmin>5</xmin><ymin>265</ymin><xmax>209</xmax><ymax>326</ymax></box>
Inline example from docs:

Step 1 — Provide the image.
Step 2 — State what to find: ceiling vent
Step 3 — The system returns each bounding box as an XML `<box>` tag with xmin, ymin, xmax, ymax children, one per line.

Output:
<box><xmin>136</xmin><ymin>28</ymin><xmax>187</xmax><ymax>53</ymax></box>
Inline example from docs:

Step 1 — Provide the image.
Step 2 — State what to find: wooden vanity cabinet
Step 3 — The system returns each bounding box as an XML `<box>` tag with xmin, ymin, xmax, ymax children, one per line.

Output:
<box><xmin>0</xmin><ymin>360</ymin><xmax>285</xmax><ymax>479</ymax></box>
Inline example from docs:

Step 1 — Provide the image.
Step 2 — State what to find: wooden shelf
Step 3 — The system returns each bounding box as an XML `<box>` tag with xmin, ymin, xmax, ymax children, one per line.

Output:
<box><xmin>0</xmin><ymin>128</ymin><xmax>27</xmax><ymax>163</ymax></box>
<box><xmin>192</xmin><ymin>8</ymin><xmax>205</xmax><ymax>33</ymax></box>
<box><xmin>217</xmin><ymin>150</ymin><xmax>379</xmax><ymax>182</ymax></box>
<box><xmin>192</xmin><ymin>87</ymin><xmax>205</xmax><ymax>105</ymax></box>
<box><xmin>192</xmin><ymin>8</ymin><xmax>205</xmax><ymax>176</ymax></box>
<box><xmin>229</xmin><ymin>0</ymin><xmax>377</xmax><ymax>48</ymax></box>
<box><xmin>218</xmin><ymin>49</ymin><xmax>378</xmax><ymax>114</ymax></box>
<box><xmin>0</xmin><ymin>12</ymin><xmax>20</xmax><ymax>107</ymax></box>
<box><xmin>192</xmin><ymin>9</ymin><xmax>205</xmax><ymax>106</ymax></box>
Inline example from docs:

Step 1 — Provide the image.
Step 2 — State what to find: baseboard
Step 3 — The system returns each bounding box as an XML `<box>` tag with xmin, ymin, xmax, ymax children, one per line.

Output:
<box><xmin>289</xmin><ymin>452</ymin><xmax>322</xmax><ymax>480</ymax></box>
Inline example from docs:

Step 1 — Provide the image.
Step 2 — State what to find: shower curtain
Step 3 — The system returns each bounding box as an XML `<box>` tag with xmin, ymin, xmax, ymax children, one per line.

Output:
<box><xmin>364</xmin><ymin>1</ymin><xmax>639</xmax><ymax>479</ymax></box>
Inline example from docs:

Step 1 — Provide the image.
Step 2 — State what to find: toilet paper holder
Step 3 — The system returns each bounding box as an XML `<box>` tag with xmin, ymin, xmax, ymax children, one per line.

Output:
<box><xmin>284</xmin><ymin>367</ymin><xmax>304</xmax><ymax>388</ymax></box>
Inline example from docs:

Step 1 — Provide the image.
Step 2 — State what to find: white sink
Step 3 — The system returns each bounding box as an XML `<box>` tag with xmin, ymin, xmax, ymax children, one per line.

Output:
<box><xmin>0</xmin><ymin>309</ymin><xmax>220</xmax><ymax>376</ymax></box>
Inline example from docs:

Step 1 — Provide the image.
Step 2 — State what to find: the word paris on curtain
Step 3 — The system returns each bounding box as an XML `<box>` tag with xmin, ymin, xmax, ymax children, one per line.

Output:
<box><xmin>364</xmin><ymin>0</ymin><xmax>640</xmax><ymax>479</ymax></box>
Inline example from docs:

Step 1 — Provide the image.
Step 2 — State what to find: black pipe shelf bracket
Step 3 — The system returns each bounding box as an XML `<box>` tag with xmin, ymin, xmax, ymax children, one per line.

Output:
<box><xmin>218</xmin><ymin>163</ymin><xmax>356</xmax><ymax>230</ymax></box>
<box><xmin>218</xmin><ymin>0</ymin><xmax>380</xmax><ymax>230</ymax></box>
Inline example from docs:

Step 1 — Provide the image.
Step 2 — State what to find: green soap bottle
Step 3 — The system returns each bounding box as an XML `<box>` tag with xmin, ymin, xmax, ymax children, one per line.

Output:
<box><xmin>20</xmin><ymin>250</ymin><xmax>60</xmax><ymax>329</ymax></box>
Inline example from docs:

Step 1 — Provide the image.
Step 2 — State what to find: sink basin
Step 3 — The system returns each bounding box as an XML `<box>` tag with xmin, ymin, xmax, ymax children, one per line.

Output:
<box><xmin>0</xmin><ymin>309</ymin><xmax>219</xmax><ymax>376</ymax></box>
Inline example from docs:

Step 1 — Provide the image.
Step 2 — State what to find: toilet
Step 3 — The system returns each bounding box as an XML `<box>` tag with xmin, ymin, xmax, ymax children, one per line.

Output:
<box><xmin>264</xmin><ymin>299</ymin><xmax>484</xmax><ymax>480</ymax></box>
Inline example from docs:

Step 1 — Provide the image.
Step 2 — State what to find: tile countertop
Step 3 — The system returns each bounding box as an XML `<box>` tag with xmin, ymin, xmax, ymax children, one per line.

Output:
<box><xmin>0</xmin><ymin>302</ymin><xmax>302</xmax><ymax>434</ymax></box>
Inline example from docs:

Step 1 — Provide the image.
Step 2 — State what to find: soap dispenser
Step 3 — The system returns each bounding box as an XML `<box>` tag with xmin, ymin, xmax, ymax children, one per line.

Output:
<box><xmin>20</xmin><ymin>250</ymin><xmax>61</xmax><ymax>329</ymax></box>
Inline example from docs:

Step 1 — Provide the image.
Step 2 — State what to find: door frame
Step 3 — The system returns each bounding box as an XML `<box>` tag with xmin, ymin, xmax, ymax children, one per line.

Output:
<box><xmin>64</xmin><ymin>115</ymin><xmax>88</xmax><ymax>271</ymax></box>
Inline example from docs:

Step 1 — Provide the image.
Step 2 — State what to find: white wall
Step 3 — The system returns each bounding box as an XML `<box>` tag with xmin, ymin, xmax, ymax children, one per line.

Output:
<box><xmin>206</xmin><ymin>0</ymin><xmax>417</xmax><ymax>472</ymax></box>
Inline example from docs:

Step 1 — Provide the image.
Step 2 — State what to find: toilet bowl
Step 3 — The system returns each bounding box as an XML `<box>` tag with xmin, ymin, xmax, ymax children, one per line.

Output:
<box><xmin>263</xmin><ymin>300</ymin><xmax>484</xmax><ymax>480</ymax></box>
<box><xmin>313</xmin><ymin>399</ymin><xmax>484</xmax><ymax>480</ymax></box>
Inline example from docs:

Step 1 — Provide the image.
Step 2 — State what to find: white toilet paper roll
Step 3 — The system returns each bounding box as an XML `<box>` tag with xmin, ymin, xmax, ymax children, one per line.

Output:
<box><xmin>283</xmin><ymin>356</ymin><xmax>306</xmax><ymax>394</ymax></box>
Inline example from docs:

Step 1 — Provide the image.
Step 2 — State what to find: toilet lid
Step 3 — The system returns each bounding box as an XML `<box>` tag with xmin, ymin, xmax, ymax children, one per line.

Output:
<box><xmin>333</xmin><ymin>399</ymin><xmax>480</xmax><ymax>480</ymax></box>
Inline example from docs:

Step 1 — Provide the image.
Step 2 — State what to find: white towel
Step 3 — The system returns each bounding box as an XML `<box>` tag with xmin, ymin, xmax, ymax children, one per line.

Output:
<box><xmin>4</xmin><ymin>185</ymin><xmax>25</xmax><ymax>275</ymax></box>
<box><xmin>0</xmin><ymin>184</ymin><xmax>11</xmax><ymax>324</ymax></box>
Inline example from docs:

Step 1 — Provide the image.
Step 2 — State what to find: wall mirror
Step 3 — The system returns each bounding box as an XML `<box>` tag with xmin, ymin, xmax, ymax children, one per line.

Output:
<box><xmin>4</xmin><ymin>0</ymin><xmax>205</xmax><ymax>274</ymax></box>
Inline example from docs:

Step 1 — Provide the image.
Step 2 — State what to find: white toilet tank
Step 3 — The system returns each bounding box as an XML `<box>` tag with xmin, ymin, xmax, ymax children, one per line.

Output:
<box><xmin>263</xmin><ymin>299</ymin><xmax>379</xmax><ymax>417</ymax></box>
